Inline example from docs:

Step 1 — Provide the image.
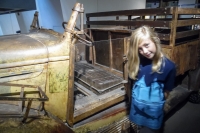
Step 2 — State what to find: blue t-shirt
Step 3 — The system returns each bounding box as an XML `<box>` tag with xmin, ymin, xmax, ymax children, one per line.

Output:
<box><xmin>129</xmin><ymin>57</ymin><xmax>176</xmax><ymax>129</ymax></box>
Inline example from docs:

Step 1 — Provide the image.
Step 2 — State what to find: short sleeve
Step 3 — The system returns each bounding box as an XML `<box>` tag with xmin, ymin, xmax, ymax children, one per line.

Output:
<box><xmin>164</xmin><ymin>67</ymin><xmax>176</xmax><ymax>91</ymax></box>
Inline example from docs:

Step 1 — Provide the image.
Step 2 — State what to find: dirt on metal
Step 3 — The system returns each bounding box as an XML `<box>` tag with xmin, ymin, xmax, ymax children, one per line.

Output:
<box><xmin>0</xmin><ymin>116</ymin><xmax>72</xmax><ymax>133</ymax></box>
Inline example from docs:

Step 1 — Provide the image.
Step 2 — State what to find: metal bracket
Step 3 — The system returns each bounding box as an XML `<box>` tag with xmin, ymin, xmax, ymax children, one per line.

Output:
<box><xmin>0</xmin><ymin>83</ymin><xmax>48</xmax><ymax>123</ymax></box>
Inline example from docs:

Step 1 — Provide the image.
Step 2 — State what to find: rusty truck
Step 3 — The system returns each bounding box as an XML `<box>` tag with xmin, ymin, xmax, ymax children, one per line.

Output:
<box><xmin>0</xmin><ymin>2</ymin><xmax>200</xmax><ymax>133</ymax></box>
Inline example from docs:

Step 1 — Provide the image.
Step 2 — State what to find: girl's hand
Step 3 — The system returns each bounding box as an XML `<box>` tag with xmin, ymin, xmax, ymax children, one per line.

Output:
<box><xmin>164</xmin><ymin>91</ymin><xmax>170</xmax><ymax>99</ymax></box>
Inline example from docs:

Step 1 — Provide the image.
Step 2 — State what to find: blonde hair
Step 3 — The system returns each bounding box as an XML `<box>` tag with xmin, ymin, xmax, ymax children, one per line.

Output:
<box><xmin>127</xmin><ymin>25</ymin><xmax>163</xmax><ymax>79</ymax></box>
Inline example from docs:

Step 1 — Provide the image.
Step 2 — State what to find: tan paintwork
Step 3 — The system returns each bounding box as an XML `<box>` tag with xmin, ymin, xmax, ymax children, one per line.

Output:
<box><xmin>73</xmin><ymin>110</ymin><xmax>128</xmax><ymax>133</ymax></box>
<box><xmin>0</xmin><ymin>3</ymin><xmax>82</xmax><ymax>124</ymax></box>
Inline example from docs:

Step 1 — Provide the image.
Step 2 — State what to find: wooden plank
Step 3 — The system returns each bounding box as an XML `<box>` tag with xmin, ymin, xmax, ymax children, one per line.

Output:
<box><xmin>67</xmin><ymin>44</ymin><xmax>76</xmax><ymax>126</ymax></box>
<box><xmin>86</xmin><ymin>8</ymin><xmax>171</xmax><ymax>17</ymax></box>
<box><xmin>158</xmin><ymin>33</ymin><xmax>170</xmax><ymax>41</ymax></box>
<box><xmin>162</xmin><ymin>47</ymin><xmax>172</xmax><ymax>60</ymax></box>
<box><xmin>87</xmin><ymin>20</ymin><xmax>170</xmax><ymax>27</ymax></box>
<box><xmin>109</xmin><ymin>31</ymin><xmax>113</xmax><ymax>71</ymax></box>
<box><xmin>178</xmin><ymin>8</ymin><xmax>200</xmax><ymax>15</ymax></box>
<box><xmin>89</xmin><ymin>28</ymin><xmax>132</xmax><ymax>33</ymax></box>
<box><xmin>170</xmin><ymin>7</ymin><xmax>178</xmax><ymax>47</ymax></box>
<box><xmin>89</xmin><ymin>29</ymin><xmax>95</xmax><ymax>64</ymax></box>
<box><xmin>123</xmin><ymin>38</ymin><xmax>129</xmax><ymax>81</ymax></box>
<box><xmin>172</xmin><ymin>40</ymin><xmax>199</xmax><ymax>75</ymax></box>
<box><xmin>177</xmin><ymin>19</ymin><xmax>200</xmax><ymax>27</ymax></box>
<box><xmin>161</xmin><ymin>44</ymin><xmax>172</xmax><ymax>49</ymax></box>
<box><xmin>74</xmin><ymin>95</ymin><xmax>126</xmax><ymax>123</ymax></box>
<box><xmin>176</xmin><ymin>30</ymin><xmax>200</xmax><ymax>39</ymax></box>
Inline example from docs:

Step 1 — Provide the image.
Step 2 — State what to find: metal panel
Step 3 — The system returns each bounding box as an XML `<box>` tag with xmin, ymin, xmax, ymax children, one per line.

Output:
<box><xmin>75</xmin><ymin>62</ymin><xmax>123</xmax><ymax>94</ymax></box>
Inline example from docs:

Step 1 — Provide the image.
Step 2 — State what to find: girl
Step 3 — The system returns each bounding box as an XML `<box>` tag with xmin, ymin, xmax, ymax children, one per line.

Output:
<box><xmin>128</xmin><ymin>26</ymin><xmax>176</xmax><ymax>133</ymax></box>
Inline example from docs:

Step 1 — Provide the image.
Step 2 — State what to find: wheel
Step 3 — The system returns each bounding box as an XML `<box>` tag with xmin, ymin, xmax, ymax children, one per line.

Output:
<box><xmin>188</xmin><ymin>67</ymin><xmax>200</xmax><ymax>103</ymax></box>
<box><xmin>189</xmin><ymin>91</ymin><xmax>200</xmax><ymax>103</ymax></box>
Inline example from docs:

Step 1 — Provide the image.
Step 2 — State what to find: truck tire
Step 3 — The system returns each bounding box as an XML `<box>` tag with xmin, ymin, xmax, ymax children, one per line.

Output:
<box><xmin>188</xmin><ymin>67</ymin><xmax>200</xmax><ymax>103</ymax></box>
<box><xmin>189</xmin><ymin>91</ymin><xmax>200</xmax><ymax>103</ymax></box>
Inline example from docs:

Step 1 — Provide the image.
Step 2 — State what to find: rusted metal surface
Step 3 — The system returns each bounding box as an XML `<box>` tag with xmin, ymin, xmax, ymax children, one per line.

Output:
<box><xmin>74</xmin><ymin>94</ymin><xmax>125</xmax><ymax>123</ymax></box>
<box><xmin>0</xmin><ymin>104</ymin><xmax>74</xmax><ymax>133</ymax></box>
<box><xmin>65</xmin><ymin>3</ymin><xmax>84</xmax><ymax>126</ymax></box>
<box><xmin>30</xmin><ymin>11</ymin><xmax>40</xmax><ymax>30</ymax></box>
<box><xmin>0</xmin><ymin>3</ymin><xmax>83</xmax><ymax>126</ymax></box>
<box><xmin>22</xmin><ymin>99</ymin><xmax>32</xmax><ymax>123</ymax></box>
<box><xmin>0</xmin><ymin>83</ymin><xmax>48</xmax><ymax>123</ymax></box>
<box><xmin>1</xmin><ymin>4</ymin><xmax>200</xmax><ymax>133</ymax></box>
<box><xmin>74</xmin><ymin>106</ymin><xmax>128</xmax><ymax>133</ymax></box>
<box><xmin>75</xmin><ymin>62</ymin><xmax>124</xmax><ymax>94</ymax></box>
<box><xmin>74</xmin><ymin>61</ymin><xmax>125</xmax><ymax>123</ymax></box>
<box><xmin>92</xmin><ymin>116</ymin><xmax>137</xmax><ymax>133</ymax></box>
<box><xmin>0</xmin><ymin>83</ymin><xmax>48</xmax><ymax>101</ymax></box>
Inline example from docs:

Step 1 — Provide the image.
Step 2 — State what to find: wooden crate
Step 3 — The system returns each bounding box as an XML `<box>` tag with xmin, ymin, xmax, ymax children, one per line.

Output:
<box><xmin>86</xmin><ymin>7</ymin><xmax>200</xmax><ymax>75</ymax></box>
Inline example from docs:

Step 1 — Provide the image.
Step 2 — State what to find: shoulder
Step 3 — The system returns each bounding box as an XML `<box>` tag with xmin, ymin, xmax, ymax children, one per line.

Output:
<box><xmin>163</xmin><ymin>57</ymin><xmax>176</xmax><ymax>70</ymax></box>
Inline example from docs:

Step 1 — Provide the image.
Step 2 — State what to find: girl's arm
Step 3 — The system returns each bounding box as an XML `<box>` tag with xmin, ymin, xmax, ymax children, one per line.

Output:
<box><xmin>164</xmin><ymin>65</ymin><xmax>176</xmax><ymax>99</ymax></box>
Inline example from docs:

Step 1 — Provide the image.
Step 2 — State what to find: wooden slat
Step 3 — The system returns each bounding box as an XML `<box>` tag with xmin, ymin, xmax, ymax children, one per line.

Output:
<box><xmin>86</xmin><ymin>8</ymin><xmax>171</xmax><ymax>17</ymax></box>
<box><xmin>88</xmin><ymin>28</ymin><xmax>132</xmax><ymax>33</ymax></box>
<box><xmin>177</xmin><ymin>19</ymin><xmax>200</xmax><ymax>27</ymax></box>
<box><xmin>158</xmin><ymin>30</ymin><xmax>200</xmax><ymax>41</ymax></box>
<box><xmin>170</xmin><ymin>7</ymin><xmax>178</xmax><ymax>47</ymax></box>
<box><xmin>108</xmin><ymin>31</ymin><xmax>113</xmax><ymax>71</ymax></box>
<box><xmin>178</xmin><ymin>8</ymin><xmax>200</xmax><ymax>15</ymax></box>
<box><xmin>87</xmin><ymin>20</ymin><xmax>170</xmax><ymax>27</ymax></box>
<box><xmin>158</xmin><ymin>33</ymin><xmax>170</xmax><ymax>41</ymax></box>
<box><xmin>176</xmin><ymin>30</ymin><xmax>200</xmax><ymax>39</ymax></box>
<box><xmin>74</xmin><ymin>95</ymin><xmax>126</xmax><ymax>123</ymax></box>
<box><xmin>161</xmin><ymin>44</ymin><xmax>172</xmax><ymax>49</ymax></box>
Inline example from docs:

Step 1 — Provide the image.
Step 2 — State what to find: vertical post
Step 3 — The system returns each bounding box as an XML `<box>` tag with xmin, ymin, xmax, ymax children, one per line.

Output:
<box><xmin>128</xmin><ymin>15</ymin><xmax>131</xmax><ymax>29</ymax></box>
<box><xmin>80</xmin><ymin>4</ymin><xmax>84</xmax><ymax>32</ymax></box>
<box><xmin>116</xmin><ymin>16</ymin><xmax>119</xmax><ymax>20</ymax></box>
<box><xmin>18</xmin><ymin>87</ymin><xmax>24</xmax><ymax>112</ymax></box>
<box><xmin>123</xmin><ymin>38</ymin><xmax>131</xmax><ymax>104</ymax></box>
<box><xmin>22</xmin><ymin>99</ymin><xmax>33</xmax><ymax>123</ymax></box>
<box><xmin>89</xmin><ymin>29</ymin><xmax>95</xmax><ymax>65</ymax></box>
<box><xmin>123</xmin><ymin>38</ymin><xmax>129</xmax><ymax>83</ymax></box>
<box><xmin>87</xmin><ymin>17</ymin><xmax>90</xmax><ymax>28</ymax></box>
<box><xmin>65</xmin><ymin>3</ymin><xmax>82</xmax><ymax>127</ymax></box>
<box><xmin>170</xmin><ymin>7</ymin><xmax>178</xmax><ymax>47</ymax></box>
<box><xmin>108</xmin><ymin>31</ymin><xmax>113</xmax><ymax>71</ymax></box>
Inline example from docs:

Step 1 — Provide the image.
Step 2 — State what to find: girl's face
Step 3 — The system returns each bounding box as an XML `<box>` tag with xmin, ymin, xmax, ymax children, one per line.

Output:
<box><xmin>138</xmin><ymin>38</ymin><xmax>156</xmax><ymax>59</ymax></box>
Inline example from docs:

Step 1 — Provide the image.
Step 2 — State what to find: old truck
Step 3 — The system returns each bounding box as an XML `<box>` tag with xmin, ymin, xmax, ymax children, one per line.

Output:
<box><xmin>0</xmin><ymin>2</ymin><xmax>200</xmax><ymax>133</ymax></box>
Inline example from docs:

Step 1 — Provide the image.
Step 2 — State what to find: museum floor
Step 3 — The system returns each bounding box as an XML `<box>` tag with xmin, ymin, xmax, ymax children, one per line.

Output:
<box><xmin>162</xmin><ymin>100</ymin><xmax>200</xmax><ymax>133</ymax></box>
